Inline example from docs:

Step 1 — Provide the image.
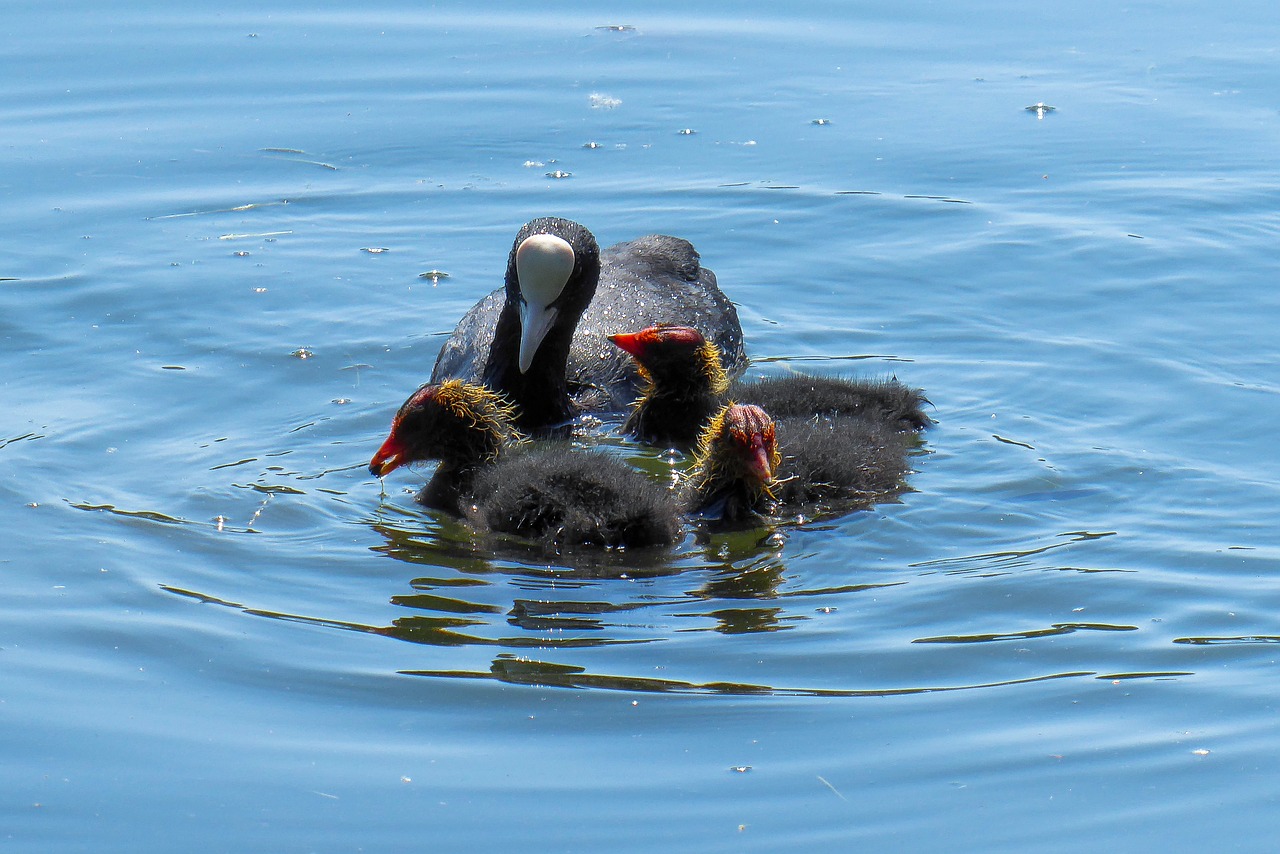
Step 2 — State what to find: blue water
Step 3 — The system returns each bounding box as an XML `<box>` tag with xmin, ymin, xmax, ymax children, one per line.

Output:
<box><xmin>5</xmin><ymin>1</ymin><xmax>1280</xmax><ymax>850</ymax></box>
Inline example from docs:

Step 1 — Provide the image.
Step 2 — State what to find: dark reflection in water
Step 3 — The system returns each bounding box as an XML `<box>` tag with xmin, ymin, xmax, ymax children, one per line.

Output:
<box><xmin>70</xmin><ymin>501</ymin><xmax>187</xmax><ymax>525</ymax></box>
<box><xmin>158</xmin><ymin>574</ymin><xmax>1195</xmax><ymax>696</ymax></box>
<box><xmin>914</xmin><ymin>622</ymin><xmax>1139</xmax><ymax>644</ymax></box>
<box><xmin>1</xmin><ymin>431</ymin><xmax>44</xmax><ymax>450</ymax></box>
<box><xmin>151</xmin><ymin>463</ymin><xmax>1165</xmax><ymax>696</ymax></box>
<box><xmin>910</xmin><ymin>530</ymin><xmax>1122</xmax><ymax>576</ymax></box>
<box><xmin>684</xmin><ymin>606</ymin><xmax>798</xmax><ymax>634</ymax></box>
<box><xmin>1173</xmin><ymin>635</ymin><xmax>1280</xmax><ymax>645</ymax></box>
<box><xmin>161</xmin><ymin>584</ymin><xmax>653</xmax><ymax>650</ymax></box>
<box><xmin>402</xmin><ymin>655</ymin><xmax>1189</xmax><ymax>697</ymax></box>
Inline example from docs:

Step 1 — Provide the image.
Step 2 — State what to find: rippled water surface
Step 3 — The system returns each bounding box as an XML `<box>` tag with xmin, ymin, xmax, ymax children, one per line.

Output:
<box><xmin>5</xmin><ymin>1</ymin><xmax>1280</xmax><ymax>850</ymax></box>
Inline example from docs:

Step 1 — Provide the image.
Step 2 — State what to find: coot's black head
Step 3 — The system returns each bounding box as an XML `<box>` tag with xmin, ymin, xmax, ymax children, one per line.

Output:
<box><xmin>609</xmin><ymin>324</ymin><xmax>728</xmax><ymax>396</ymax></box>
<box><xmin>369</xmin><ymin>380</ymin><xmax>520</xmax><ymax>477</ymax></box>
<box><xmin>503</xmin><ymin>217</ymin><xmax>601</xmax><ymax>375</ymax></box>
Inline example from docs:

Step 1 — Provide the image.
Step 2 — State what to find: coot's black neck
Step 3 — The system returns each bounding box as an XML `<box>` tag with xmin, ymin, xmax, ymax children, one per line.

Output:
<box><xmin>481</xmin><ymin>219</ymin><xmax>601</xmax><ymax>434</ymax></box>
<box><xmin>483</xmin><ymin>303</ymin><xmax>579</xmax><ymax>432</ymax></box>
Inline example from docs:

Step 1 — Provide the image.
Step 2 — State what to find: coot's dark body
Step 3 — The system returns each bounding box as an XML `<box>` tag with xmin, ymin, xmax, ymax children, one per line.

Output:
<box><xmin>432</xmin><ymin>234</ymin><xmax>746</xmax><ymax>415</ymax></box>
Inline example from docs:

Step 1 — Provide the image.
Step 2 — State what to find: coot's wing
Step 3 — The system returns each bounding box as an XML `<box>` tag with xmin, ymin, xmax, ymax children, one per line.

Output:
<box><xmin>429</xmin><ymin>288</ymin><xmax>503</xmax><ymax>385</ymax></box>
<box><xmin>567</xmin><ymin>235</ymin><xmax>746</xmax><ymax>411</ymax></box>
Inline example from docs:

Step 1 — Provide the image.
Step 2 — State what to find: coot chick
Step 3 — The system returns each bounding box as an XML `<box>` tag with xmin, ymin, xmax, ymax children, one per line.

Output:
<box><xmin>368</xmin><ymin>379</ymin><xmax>521</xmax><ymax>514</ymax></box>
<box><xmin>683</xmin><ymin>402</ymin><xmax>910</xmax><ymax>525</ymax></box>
<box><xmin>608</xmin><ymin>325</ymin><xmax>728</xmax><ymax>450</ymax></box>
<box><xmin>369</xmin><ymin>380</ymin><xmax>680</xmax><ymax>549</ymax></box>
<box><xmin>431</xmin><ymin>223</ymin><xmax>746</xmax><ymax>424</ymax></box>
<box><xmin>467</xmin><ymin>445</ymin><xmax>680</xmax><ymax>550</ymax></box>
<box><xmin>683</xmin><ymin>403</ymin><xmax>779</xmax><ymax>525</ymax></box>
<box><xmin>611</xmin><ymin>325</ymin><xmax>931</xmax><ymax>439</ymax></box>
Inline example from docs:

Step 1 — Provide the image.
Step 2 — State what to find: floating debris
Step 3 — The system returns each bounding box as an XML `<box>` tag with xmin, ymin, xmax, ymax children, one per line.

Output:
<box><xmin>817</xmin><ymin>775</ymin><xmax>848</xmax><ymax>801</ymax></box>
<box><xmin>218</xmin><ymin>230</ymin><xmax>292</xmax><ymax>241</ymax></box>
<box><xmin>1025</xmin><ymin>102</ymin><xmax>1056</xmax><ymax>119</ymax></box>
<box><xmin>361</xmin><ymin>247</ymin><xmax>390</xmax><ymax>254</ymax></box>
<box><xmin>589</xmin><ymin>92</ymin><xmax>621</xmax><ymax>109</ymax></box>
<box><xmin>545</xmin><ymin>170</ymin><xmax>573</xmax><ymax>179</ymax></box>
<box><xmin>290</xmin><ymin>348</ymin><xmax>314</xmax><ymax>360</ymax></box>
<box><xmin>261</xmin><ymin>148</ymin><xmax>339</xmax><ymax>169</ymax></box>
<box><xmin>147</xmin><ymin>200</ymin><xmax>289</xmax><ymax>221</ymax></box>
<box><xmin>418</xmin><ymin>270</ymin><xmax>450</xmax><ymax>284</ymax></box>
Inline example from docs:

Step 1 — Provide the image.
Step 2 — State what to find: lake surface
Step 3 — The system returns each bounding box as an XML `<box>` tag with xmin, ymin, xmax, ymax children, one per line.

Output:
<box><xmin>5</xmin><ymin>1</ymin><xmax>1280</xmax><ymax>850</ymax></box>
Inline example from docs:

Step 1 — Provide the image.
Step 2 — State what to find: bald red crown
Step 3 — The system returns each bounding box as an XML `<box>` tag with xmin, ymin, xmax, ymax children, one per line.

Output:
<box><xmin>609</xmin><ymin>325</ymin><xmax>706</xmax><ymax>360</ymax></box>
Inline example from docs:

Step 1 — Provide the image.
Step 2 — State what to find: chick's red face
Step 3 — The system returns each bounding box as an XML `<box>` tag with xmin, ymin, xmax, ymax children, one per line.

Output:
<box><xmin>724</xmin><ymin>404</ymin><xmax>777</xmax><ymax>483</ymax></box>
<box><xmin>368</xmin><ymin>384</ymin><xmax>441</xmax><ymax>477</ymax></box>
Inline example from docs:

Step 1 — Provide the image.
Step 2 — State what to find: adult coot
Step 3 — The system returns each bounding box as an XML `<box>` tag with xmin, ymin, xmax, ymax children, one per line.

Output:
<box><xmin>430</xmin><ymin>220</ymin><xmax>746</xmax><ymax>430</ymax></box>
